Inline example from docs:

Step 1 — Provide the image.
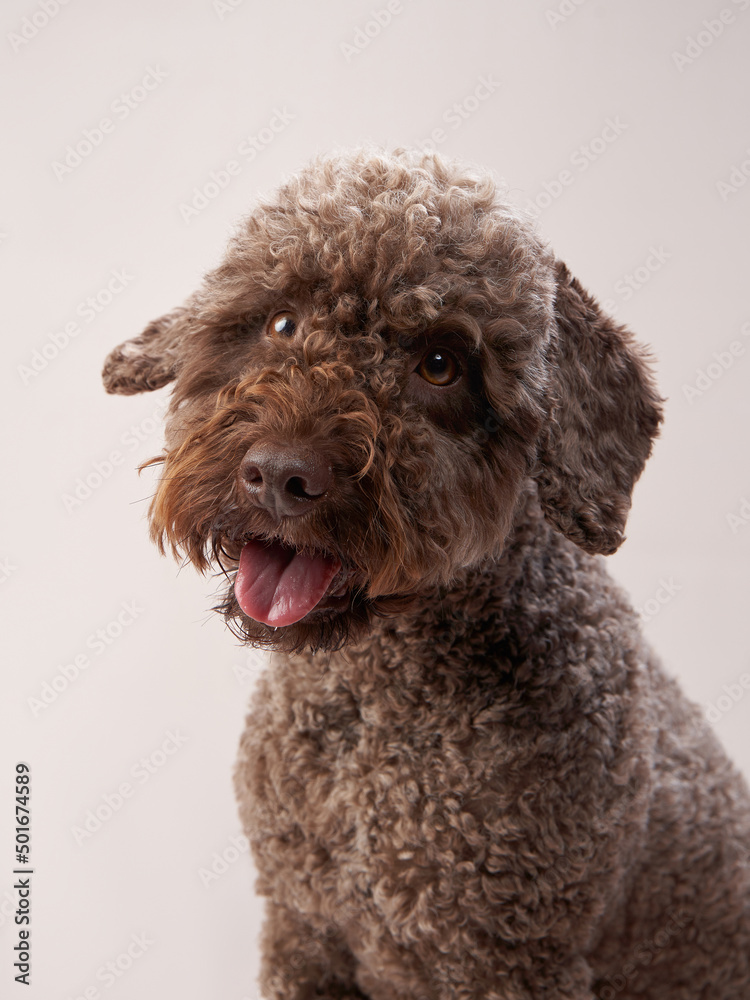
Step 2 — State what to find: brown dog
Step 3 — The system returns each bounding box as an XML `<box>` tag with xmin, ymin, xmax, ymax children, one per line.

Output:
<box><xmin>103</xmin><ymin>149</ymin><xmax>750</xmax><ymax>999</ymax></box>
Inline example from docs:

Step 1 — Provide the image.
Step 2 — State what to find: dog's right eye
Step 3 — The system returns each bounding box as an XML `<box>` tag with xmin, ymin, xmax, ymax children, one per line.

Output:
<box><xmin>267</xmin><ymin>311</ymin><xmax>297</xmax><ymax>338</ymax></box>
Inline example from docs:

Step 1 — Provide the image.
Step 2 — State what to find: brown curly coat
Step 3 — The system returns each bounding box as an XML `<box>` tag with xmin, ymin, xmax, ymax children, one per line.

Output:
<box><xmin>103</xmin><ymin>149</ymin><xmax>750</xmax><ymax>999</ymax></box>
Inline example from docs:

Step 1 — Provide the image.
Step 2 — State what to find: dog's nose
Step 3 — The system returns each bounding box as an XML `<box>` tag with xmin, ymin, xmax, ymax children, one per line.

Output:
<box><xmin>240</xmin><ymin>443</ymin><xmax>332</xmax><ymax>518</ymax></box>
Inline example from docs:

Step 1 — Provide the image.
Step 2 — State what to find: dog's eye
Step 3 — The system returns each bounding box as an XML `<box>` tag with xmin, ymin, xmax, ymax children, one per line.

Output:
<box><xmin>417</xmin><ymin>349</ymin><xmax>460</xmax><ymax>386</ymax></box>
<box><xmin>267</xmin><ymin>311</ymin><xmax>297</xmax><ymax>338</ymax></box>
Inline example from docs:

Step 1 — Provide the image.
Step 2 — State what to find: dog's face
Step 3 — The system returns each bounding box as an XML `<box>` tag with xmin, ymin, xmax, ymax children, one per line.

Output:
<box><xmin>103</xmin><ymin>150</ymin><xmax>662</xmax><ymax>652</ymax></box>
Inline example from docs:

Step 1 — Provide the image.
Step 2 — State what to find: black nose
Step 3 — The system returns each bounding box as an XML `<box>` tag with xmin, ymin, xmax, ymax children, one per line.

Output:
<box><xmin>239</xmin><ymin>442</ymin><xmax>333</xmax><ymax>518</ymax></box>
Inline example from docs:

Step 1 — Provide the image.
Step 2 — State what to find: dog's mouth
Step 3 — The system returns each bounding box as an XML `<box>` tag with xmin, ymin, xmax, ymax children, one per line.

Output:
<box><xmin>234</xmin><ymin>537</ymin><xmax>357</xmax><ymax>626</ymax></box>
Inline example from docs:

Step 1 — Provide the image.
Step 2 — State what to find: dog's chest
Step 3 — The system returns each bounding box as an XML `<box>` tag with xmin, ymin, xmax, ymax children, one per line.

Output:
<box><xmin>243</xmin><ymin>659</ymin><xmax>527</xmax><ymax>930</ymax></box>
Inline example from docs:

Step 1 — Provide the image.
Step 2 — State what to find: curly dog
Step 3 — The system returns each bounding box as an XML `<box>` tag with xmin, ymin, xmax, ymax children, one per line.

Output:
<box><xmin>103</xmin><ymin>149</ymin><xmax>750</xmax><ymax>999</ymax></box>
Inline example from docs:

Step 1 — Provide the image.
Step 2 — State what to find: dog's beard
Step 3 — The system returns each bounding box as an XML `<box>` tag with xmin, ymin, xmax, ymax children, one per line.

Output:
<box><xmin>217</xmin><ymin>582</ymin><xmax>377</xmax><ymax>654</ymax></box>
<box><xmin>156</xmin><ymin>490</ymin><xmax>512</xmax><ymax>655</ymax></box>
<box><xmin>211</xmin><ymin>527</ymin><xmax>427</xmax><ymax>653</ymax></box>
<box><xmin>200</xmin><ymin>513</ymin><xmax>386</xmax><ymax>653</ymax></box>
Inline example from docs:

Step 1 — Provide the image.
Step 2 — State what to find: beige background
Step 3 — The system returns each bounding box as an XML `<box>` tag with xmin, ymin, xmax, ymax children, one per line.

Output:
<box><xmin>1</xmin><ymin>1</ymin><xmax>749</xmax><ymax>997</ymax></box>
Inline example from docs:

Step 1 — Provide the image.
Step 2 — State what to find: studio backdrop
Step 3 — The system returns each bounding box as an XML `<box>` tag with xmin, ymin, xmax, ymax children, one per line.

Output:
<box><xmin>2</xmin><ymin>1</ymin><xmax>749</xmax><ymax>998</ymax></box>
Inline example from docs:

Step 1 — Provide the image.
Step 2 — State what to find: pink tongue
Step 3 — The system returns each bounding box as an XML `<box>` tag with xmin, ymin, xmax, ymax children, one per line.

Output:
<box><xmin>234</xmin><ymin>539</ymin><xmax>341</xmax><ymax>627</ymax></box>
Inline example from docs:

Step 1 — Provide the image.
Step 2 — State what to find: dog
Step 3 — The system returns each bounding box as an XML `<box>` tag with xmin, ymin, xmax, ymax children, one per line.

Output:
<box><xmin>103</xmin><ymin>149</ymin><xmax>750</xmax><ymax>999</ymax></box>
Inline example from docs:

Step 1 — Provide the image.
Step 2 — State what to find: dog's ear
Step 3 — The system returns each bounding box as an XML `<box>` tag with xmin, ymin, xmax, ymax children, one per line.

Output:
<box><xmin>102</xmin><ymin>305</ymin><xmax>191</xmax><ymax>395</ymax></box>
<box><xmin>533</xmin><ymin>261</ymin><xmax>663</xmax><ymax>556</ymax></box>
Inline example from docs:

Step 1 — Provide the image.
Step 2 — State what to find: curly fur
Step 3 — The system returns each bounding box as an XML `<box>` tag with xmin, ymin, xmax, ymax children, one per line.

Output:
<box><xmin>103</xmin><ymin>148</ymin><xmax>750</xmax><ymax>999</ymax></box>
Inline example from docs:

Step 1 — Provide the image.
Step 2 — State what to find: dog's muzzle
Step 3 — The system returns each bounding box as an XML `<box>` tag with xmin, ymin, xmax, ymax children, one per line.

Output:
<box><xmin>234</xmin><ymin>441</ymin><xmax>349</xmax><ymax>627</ymax></box>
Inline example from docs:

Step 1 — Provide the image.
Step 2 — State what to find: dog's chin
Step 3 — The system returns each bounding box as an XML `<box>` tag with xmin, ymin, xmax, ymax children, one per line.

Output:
<box><xmin>218</xmin><ymin>586</ymin><xmax>374</xmax><ymax>653</ymax></box>
<box><xmin>210</xmin><ymin>531</ymin><xmax>428</xmax><ymax>653</ymax></box>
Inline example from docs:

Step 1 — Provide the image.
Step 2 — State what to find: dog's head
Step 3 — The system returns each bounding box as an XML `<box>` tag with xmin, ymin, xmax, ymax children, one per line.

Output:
<box><xmin>103</xmin><ymin>149</ymin><xmax>662</xmax><ymax>652</ymax></box>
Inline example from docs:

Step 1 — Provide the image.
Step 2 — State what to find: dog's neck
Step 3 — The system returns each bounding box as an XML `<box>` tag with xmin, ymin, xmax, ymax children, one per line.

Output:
<box><xmin>332</xmin><ymin>483</ymin><xmax>619</xmax><ymax>712</ymax></box>
<box><xmin>373</xmin><ymin>482</ymin><xmax>562</xmax><ymax>639</ymax></box>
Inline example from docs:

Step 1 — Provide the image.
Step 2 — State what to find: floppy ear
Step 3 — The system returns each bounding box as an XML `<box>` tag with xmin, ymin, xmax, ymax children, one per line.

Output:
<box><xmin>102</xmin><ymin>304</ymin><xmax>192</xmax><ymax>395</ymax></box>
<box><xmin>533</xmin><ymin>261</ymin><xmax>663</xmax><ymax>556</ymax></box>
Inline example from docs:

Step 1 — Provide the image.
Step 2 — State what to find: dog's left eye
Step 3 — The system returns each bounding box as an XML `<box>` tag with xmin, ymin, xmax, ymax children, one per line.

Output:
<box><xmin>267</xmin><ymin>311</ymin><xmax>297</xmax><ymax>338</ymax></box>
<box><xmin>417</xmin><ymin>349</ymin><xmax>460</xmax><ymax>386</ymax></box>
